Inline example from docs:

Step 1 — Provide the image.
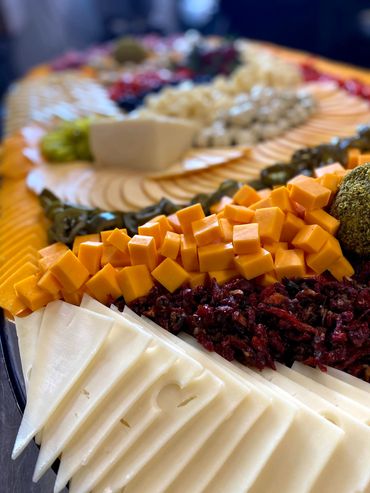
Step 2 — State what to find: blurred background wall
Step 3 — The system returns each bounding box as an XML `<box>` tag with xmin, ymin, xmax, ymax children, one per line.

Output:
<box><xmin>1</xmin><ymin>0</ymin><xmax>370</xmax><ymax>98</ymax></box>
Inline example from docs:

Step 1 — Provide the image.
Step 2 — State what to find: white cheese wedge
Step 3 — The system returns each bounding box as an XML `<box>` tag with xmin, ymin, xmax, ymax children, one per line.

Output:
<box><xmin>32</xmin><ymin>312</ymin><xmax>152</xmax><ymax>482</ymax></box>
<box><xmin>245</xmin><ymin>368</ymin><xmax>343</xmax><ymax>493</ymax></box>
<box><xmin>292</xmin><ymin>361</ymin><xmax>370</xmax><ymax>410</ymax></box>
<box><xmin>15</xmin><ymin>308</ymin><xmax>44</xmax><ymax>392</ymax></box>
<box><xmin>265</xmin><ymin>364</ymin><xmax>370</xmax><ymax>493</ymax></box>
<box><xmin>12</xmin><ymin>301</ymin><xmax>114</xmax><ymax>460</ymax></box>
<box><xmin>90</xmin><ymin>116</ymin><xmax>198</xmax><ymax>171</ymax></box>
<box><xmin>123</xmin><ymin>328</ymin><xmax>269</xmax><ymax>493</ymax></box>
<box><xmin>71</xmin><ymin>364</ymin><xmax>223</xmax><ymax>493</ymax></box>
<box><xmin>327</xmin><ymin>366</ymin><xmax>370</xmax><ymax>394</ymax></box>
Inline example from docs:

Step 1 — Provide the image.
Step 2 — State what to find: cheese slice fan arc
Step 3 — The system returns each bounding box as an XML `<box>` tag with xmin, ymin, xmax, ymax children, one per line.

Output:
<box><xmin>291</xmin><ymin>361</ymin><xmax>370</xmax><ymax>411</ymax></box>
<box><xmin>269</xmin><ymin>363</ymin><xmax>370</xmax><ymax>493</ymax></box>
<box><xmin>243</xmin><ymin>367</ymin><xmax>344</xmax><ymax>493</ymax></box>
<box><xmin>71</xmin><ymin>364</ymin><xmax>223</xmax><ymax>492</ymax></box>
<box><xmin>12</xmin><ymin>300</ymin><xmax>114</xmax><ymax>459</ymax></box>
<box><xmin>123</xmin><ymin>323</ymin><xmax>269</xmax><ymax>493</ymax></box>
<box><xmin>15</xmin><ymin>308</ymin><xmax>44</xmax><ymax>392</ymax></box>
<box><xmin>326</xmin><ymin>366</ymin><xmax>370</xmax><ymax>394</ymax></box>
<box><xmin>32</xmin><ymin>299</ymin><xmax>152</xmax><ymax>482</ymax></box>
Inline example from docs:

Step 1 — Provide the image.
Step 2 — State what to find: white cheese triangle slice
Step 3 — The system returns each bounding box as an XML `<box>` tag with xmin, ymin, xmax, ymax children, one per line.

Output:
<box><xmin>326</xmin><ymin>366</ymin><xmax>370</xmax><ymax>394</ymax></box>
<box><xmin>12</xmin><ymin>300</ymin><xmax>114</xmax><ymax>459</ymax></box>
<box><xmin>123</xmin><ymin>329</ymin><xmax>269</xmax><ymax>493</ymax></box>
<box><xmin>268</xmin><ymin>363</ymin><xmax>370</xmax><ymax>493</ymax></box>
<box><xmin>291</xmin><ymin>362</ymin><xmax>370</xmax><ymax>410</ymax></box>
<box><xmin>32</xmin><ymin>309</ymin><xmax>152</xmax><ymax>482</ymax></box>
<box><xmin>72</xmin><ymin>364</ymin><xmax>223</xmax><ymax>493</ymax></box>
<box><xmin>15</xmin><ymin>308</ymin><xmax>44</xmax><ymax>392</ymax></box>
<box><xmin>244</xmin><ymin>368</ymin><xmax>344</xmax><ymax>493</ymax></box>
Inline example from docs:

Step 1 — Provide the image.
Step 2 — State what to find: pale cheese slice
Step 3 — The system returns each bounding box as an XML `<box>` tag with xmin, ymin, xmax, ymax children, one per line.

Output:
<box><xmin>327</xmin><ymin>366</ymin><xmax>370</xmax><ymax>394</ymax></box>
<box><xmin>12</xmin><ymin>301</ymin><xmax>114</xmax><ymax>459</ymax></box>
<box><xmin>245</xmin><ymin>368</ymin><xmax>344</xmax><ymax>493</ymax></box>
<box><xmin>32</xmin><ymin>312</ymin><xmax>152</xmax><ymax>481</ymax></box>
<box><xmin>15</xmin><ymin>308</ymin><xmax>44</xmax><ymax>392</ymax></box>
<box><xmin>292</xmin><ymin>362</ymin><xmax>370</xmax><ymax>410</ymax></box>
<box><xmin>123</xmin><ymin>325</ymin><xmax>269</xmax><ymax>493</ymax></box>
<box><xmin>266</xmin><ymin>364</ymin><xmax>370</xmax><ymax>493</ymax></box>
<box><xmin>71</xmin><ymin>364</ymin><xmax>223</xmax><ymax>493</ymax></box>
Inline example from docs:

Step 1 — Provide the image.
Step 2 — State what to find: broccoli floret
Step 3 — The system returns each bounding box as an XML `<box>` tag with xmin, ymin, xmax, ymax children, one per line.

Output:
<box><xmin>331</xmin><ymin>163</ymin><xmax>370</xmax><ymax>257</ymax></box>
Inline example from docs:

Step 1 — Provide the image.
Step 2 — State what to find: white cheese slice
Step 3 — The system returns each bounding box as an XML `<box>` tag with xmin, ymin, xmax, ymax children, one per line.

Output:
<box><xmin>90</xmin><ymin>116</ymin><xmax>198</xmax><ymax>171</ymax></box>
<box><xmin>32</xmin><ymin>312</ymin><xmax>152</xmax><ymax>482</ymax></box>
<box><xmin>265</xmin><ymin>364</ymin><xmax>370</xmax><ymax>493</ymax></box>
<box><xmin>124</xmin><ymin>330</ymin><xmax>269</xmax><ymax>493</ymax></box>
<box><xmin>292</xmin><ymin>361</ymin><xmax>370</xmax><ymax>410</ymax></box>
<box><xmin>15</xmin><ymin>308</ymin><xmax>44</xmax><ymax>392</ymax></box>
<box><xmin>12</xmin><ymin>301</ymin><xmax>114</xmax><ymax>460</ymax></box>
<box><xmin>245</xmin><ymin>368</ymin><xmax>344</xmax><ymax>493</ymax></box>
<box><xmin>71</xmin><ymin>364</ymin><xmax>223</xmax><ymax>493</ymax></box>
<box><xmin>327</xmin><ymin>366</ymin><xmax>370</xmax><ymax>394</ymax></box>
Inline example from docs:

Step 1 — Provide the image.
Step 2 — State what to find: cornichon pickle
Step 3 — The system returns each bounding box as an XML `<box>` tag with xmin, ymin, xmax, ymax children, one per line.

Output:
<box><xmin>260</xmin><ymin>163</ymin><xmax>296</xmax><ymax>187</ymax></box>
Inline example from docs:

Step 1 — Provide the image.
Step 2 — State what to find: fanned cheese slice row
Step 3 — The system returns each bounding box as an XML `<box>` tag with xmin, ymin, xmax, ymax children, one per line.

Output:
<box><xmin>12</xmin><ymin>300</ymin><xmax>114</xmax><ymax>459</ymax></box>
<box><xmin>292</xmin><ymin>362</ymin><xmax>370</xmax><ymax>411</ymax></box>
<box><xmin>269</xmin><ymin>363</ymin><xmax>370</xmax><ymax>493</ymax></box>
<box><xmin>327</xmin><ymin>366</ymin><xmax>370</xmax><ymax>394</ymax></box>
<box><xmin>245</xmin><ymin>368</ymin><xmax>344</xmax><ymax>493</ymax></box>
<box><xmin>72</xmin><ymin>365</ymin><xmax>223</xmax><ymax>493</ymax></box>
<box><xmin>15</xmin><ymin>308</ymin><xmax>44</xmax><ymax>392</ymax></box>
<box><xmin>122</xmin><ymin>320</ymin><xmax>269</xmax><ymax>493</ymax></box>
<box><xmin>32</xmin><ymin>309</ymin><xmax>152</xmax><ymax>482</ymax></box>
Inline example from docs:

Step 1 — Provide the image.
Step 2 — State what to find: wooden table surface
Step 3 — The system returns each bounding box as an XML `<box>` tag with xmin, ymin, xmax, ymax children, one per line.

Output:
<box><xmin>0</xmin><ymin>351</ymin><xmax>67</xmax><ymax>493</ymax></box>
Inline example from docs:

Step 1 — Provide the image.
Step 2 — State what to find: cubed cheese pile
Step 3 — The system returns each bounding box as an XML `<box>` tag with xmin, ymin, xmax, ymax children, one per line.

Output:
<box><xmin>13</xmin><ymin>298</ymin><xmax>370</xmax><ymax>493</ymax></box>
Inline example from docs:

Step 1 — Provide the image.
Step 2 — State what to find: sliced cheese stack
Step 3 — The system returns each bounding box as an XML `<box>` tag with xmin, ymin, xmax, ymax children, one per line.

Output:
<box><xmin>13</xmin><ymin>299</ymin><xmax>370</xmax><ymax>493</ymax></box>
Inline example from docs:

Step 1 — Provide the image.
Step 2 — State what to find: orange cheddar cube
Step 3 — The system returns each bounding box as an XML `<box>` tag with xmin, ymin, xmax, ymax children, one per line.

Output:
<box><xmin>224</xmin><ymin>204</ymin><xmax>254</xmax><ymax>223</ymax></box>
<box><xmin>106</xmin><ymin>228</ymin><xmax>131</xmax><ymax>252</ymax></box>
<box><xmin>306</xmin><ymin>237</ymin><xmax>342</xmax><ymax>274</ymax></box>
<box><xmin>180</xmin><ymin>234</ymin><xmax>199</xmax><ymax>271</ymax></box>
<box><xmin>314</xmin><ymin>163</ymin><xmax>346</xmax><ymax>178</ymax></box>
<box><xmin>167</xmin><ymin>213</ymin><xmax>182</xmax><ymax>233</ymax></box>
<box><xmin>258</xmin><ymin>271</ymin><xmax>278</xmax><ymax>286</ymax></box>
<box><xmin>292</xmin><ymin>224</ymin><xmax>329</xmax><ymax>253</ymax></box>
<box><xmin>15</xmin><ymin>274</ymin><xmax>54</xmax><ymax>311</ymax></box>
<box><xmin>176</xmin><ymin>203</ymin><xmax>205</xmax><ymax>234</ymax></box>
<box><xmin>138</xmin><ymin>221</ymin><xmax>162</xmax><ymax>248</ymax></box>
<box><xmin>85</xmin><ymin>263</ymin><xmax>121</xmax><ymax>304</ymax></box>
<box><xmin>235</xmin><ymin>248</ymin><xmax>274</xmax><ymax>280</ymax></box>
<box><xmin>39</xmin><ymin>242</ymin><xmax>69</xmax><ymax>259</ymax></box>
<box><xmin>128</xmin><ymin>235</ymin><xmax>158</xmax><ymax>271</ymax></box>
<box><xmin>151</xmin><ymin>258</ymin><xmax>189</xmax><ymax>293</ymax></box>
<box><xmin>317</xmin><ymin>173</ymin><xmax>342</xmax><ymax>193</ymax></box>
<box><xmin>37</xmin><ymin>270</ymin><xmax>61</xmax><ymax>296</ymax></box>
<box><xmin>100</xmin><ymin>228</ymin><xmax>127</xmax><ymax>244</ymax></box>
<box><xmin>50</xmin><ymin>250</ymin><xmax>89</xmax><ymax>293</ymax></box>
<box><xmin>210</xmin><ymin>196</ymin><xmax>233</xmax><ymax>214</ymax></box>
<box><xmin>188</xmin><ymin>271</ymin><xmax>206</xmax><ymax>288</ymax></box>
<box><xmin>274</xmin><ymin>249</ymin><xmax>306</xmax><ymax>280</ymax></box>
<box><xmin>270</xmin><ymin>187</ymin><xmax>293</xmax><ymax>212</ymax></box>
<box><xmin>263</xmin><ymin>242</ymin><xmax>288</xmax><ymax>256</ymax></box>
<box><xmin>72</xmin><ymin>234</ymin><xmax>100</xmax><ymax>256</ymax></box>
<box><xmin>101</xmin><ymin>244</ymin><xmax>131</xmax><ymax>267</ymax></box>
<box><xmin>257</xmin><ymin>188</ymin><xmax>272</xmax><ymax>200</ymax></box>
<box><xmin>160</xmin><ymin>231</ymin><xmax>181</xmax><ymax>259</ymax></box>
<box><xmin>287</xmin><ymin>174</ymin><xmax>311</xmax><ymax>189</ymax></box>
<box><xmin>151</xmin><ymin>215</ymin><xmax>174</xmax><ymax>239</ymax></box>
<box><xmin>78</xmin><ymin>241</ymin><xmax>103</xmax><ymax>275</ymax></box>
<box><xmin>347</xmin><ymin>148</ymin><xmax>360</xmax><ymax>169</ymax></box>
<box><xmin>233</xmin><ymin>185</ymin><xmax>260</xmax><ymax>207</ymax></box>
<box><xmin>192</xmin><ymin>214</ymin><xmax>222</xmax><ymax>247</ymax></box>
<box><xmin>304</xmin><ymin>208</ymin><xmax>340</xmax><ymax>235</ymax></box>
<box><xmin>357</xmin><ymin>154</ymin><xmax>370</xmax><ymax>165</ymax></box>
<box><xmin>116</xmin><ymin>264</ymin><xmax>154</xmax><ymax>303</ymax></box>
<box><xmin>328</xmin><ymin>256</ymin><xmax>355</xmax><ymax>281</ymax></box>
<box><xmin>254</xmin><ymin>207</ymin><xmax>285</xmax><ymax>242</ymax></box>
<box><xmin>198</xmin><ymin>242</ymin><xmax>234</xmax><ymax>272</ymax></box>
<box><xmin>280</xmin><ymin>212</ymin><xmax>305</xmax><ymax>242</ymax></box>
<box><xmin>208</xmin><ymin>269</ymin><xmax>238</xmax><ymax>285</ymax></box>
<box><xmin>249</xmin><ymin>196</ymin><xmax>273</xmax><ymax>211</ymax></box>
<box><xmin>61</xmin><ymin>288</ymin><xmax>84</xmax><ymax>306</ymax></box>
<box><xmin>289</xmin><ymin>178</ymin><xmax>331</xmax><ymax>210</ymax></box>
<box><xmin>219</xmin><ymin>218</ymin><xmax>233</xmax><ymax>242</ymax></box>
<box><xmin>233</xmin><ymin>223</ymin><xmax>260</xmax><ymax>254</ymax></box>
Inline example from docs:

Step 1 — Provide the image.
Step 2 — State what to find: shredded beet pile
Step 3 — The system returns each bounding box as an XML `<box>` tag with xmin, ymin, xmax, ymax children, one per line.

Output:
<box><xmin>121</xmin><ymin>260</ymin><xmax>370</xmax><ymax>382</ymax></box>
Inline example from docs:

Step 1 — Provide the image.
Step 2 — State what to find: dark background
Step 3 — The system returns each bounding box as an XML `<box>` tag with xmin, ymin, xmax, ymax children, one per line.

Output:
<box><xmin>1</xmin><ymin>0</ymin><xmax>370</xmax><ymax>100</ymax></box>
